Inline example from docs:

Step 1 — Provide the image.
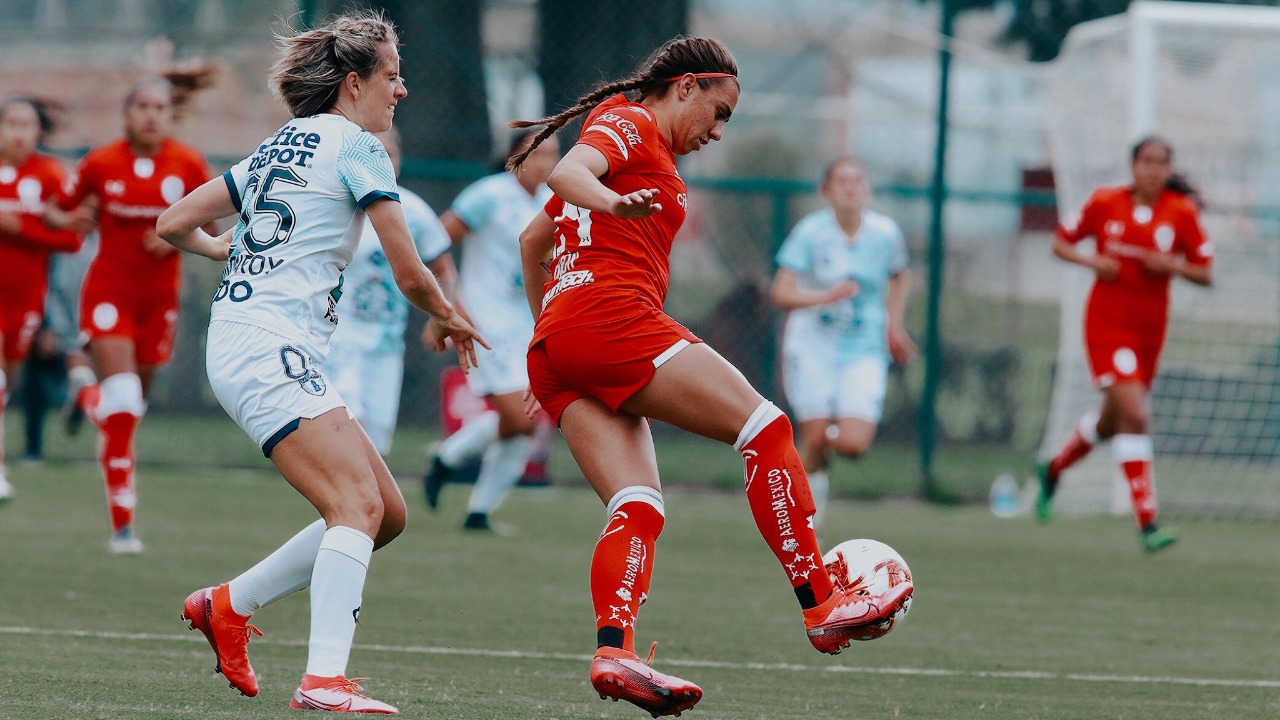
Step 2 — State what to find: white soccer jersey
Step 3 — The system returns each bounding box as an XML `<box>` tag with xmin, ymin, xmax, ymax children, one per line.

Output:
<box><xmin>452</xmin><ymin>172</ymin><xmax>551</xmax><ymax>338</ymax></box>
<box><xmin>330</xmin><ymin>186</ymin><xmax>450</xmax><ymax>354</ymax></box>
<box><xmin>776</xmin><ymin>207</ymin><xmax>909</xmax><ymax>363</ymax></box>
<box><xmin>215</xmin><ymin>114</ymin><xmax>399</xmax><ymax>353</ymax></box>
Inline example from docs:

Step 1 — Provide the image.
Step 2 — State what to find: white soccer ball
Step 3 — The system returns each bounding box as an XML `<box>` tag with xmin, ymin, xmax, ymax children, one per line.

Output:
<box><xmin>822</xmin><ymin>538</ymin><xmax>913</xmax><ymax>640</ymax></box>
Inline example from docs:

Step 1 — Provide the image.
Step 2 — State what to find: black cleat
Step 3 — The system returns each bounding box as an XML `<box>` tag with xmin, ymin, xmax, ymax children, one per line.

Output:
<box><xmin>422</xmin><ymin>455</ymin><xmax>451</xmax><ymax>510</ymax></box>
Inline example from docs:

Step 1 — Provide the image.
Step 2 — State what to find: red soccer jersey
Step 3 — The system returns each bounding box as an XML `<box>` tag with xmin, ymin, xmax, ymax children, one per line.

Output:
<box><xmin>0</xmin><ymin>152</ymin><xmax>81</xmax><ymax>305</ymax></box>
<box><xmin>532</xmin><ymin>94</ymin><xmax>689</xmax><ymax>344</ymax></box>
<box><xmin>60</xmin><ymin>138</ymin><xmax>210</xmax><ymax>296</ymax></box>
<box><xmin>1058</xmin><ymin>186</ymin><xmax>1212</xmax><ymax>337</ymax></box>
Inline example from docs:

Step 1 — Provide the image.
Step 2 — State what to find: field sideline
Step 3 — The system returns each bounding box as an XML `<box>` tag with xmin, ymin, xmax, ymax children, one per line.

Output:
<box><xmin>1</xmin><ymin>450</ymin><xmax>1277</xmax><ymax>720</ymax></box>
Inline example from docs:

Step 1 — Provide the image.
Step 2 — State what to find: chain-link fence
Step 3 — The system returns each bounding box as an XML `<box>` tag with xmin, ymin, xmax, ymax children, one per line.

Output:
<box><xmin>2</xmin><ymin>0</ymin><xmax>1068</xmax><ymax>498</ymax></box>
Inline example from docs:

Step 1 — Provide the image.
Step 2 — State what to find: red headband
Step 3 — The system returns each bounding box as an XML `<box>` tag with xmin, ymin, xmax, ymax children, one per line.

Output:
<box><xmin>665</xmin><ymin>72</ymin><xmax>737</xmax><ymax>82</ymax></box>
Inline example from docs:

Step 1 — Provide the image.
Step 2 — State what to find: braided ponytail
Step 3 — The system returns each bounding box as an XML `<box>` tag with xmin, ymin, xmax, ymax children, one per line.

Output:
<box><xmin>508</xmin><ymin>36</ymin><xmax>737</xmax><ymax>170</ymax></box>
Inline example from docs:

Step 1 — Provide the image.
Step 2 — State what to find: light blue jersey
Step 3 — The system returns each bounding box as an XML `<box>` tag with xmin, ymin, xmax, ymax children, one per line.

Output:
<box><xmin>452</xmin><ymin>172</ymin><xmax>551</xmax><ymax>339</ymax></box>
<box><xmin>216</xmin><ymin>114</ymin><xmax>399</xmax><ymax>355</ymax></box>
<box><xmin>330</xmin><ymin>186</ymin><xmax>450</xmax><ymax>354</ymax></box>
<box><xmin>776</xmin><ymin>207</ymin><xmax>908</xmax><ymax>362</ymax></box>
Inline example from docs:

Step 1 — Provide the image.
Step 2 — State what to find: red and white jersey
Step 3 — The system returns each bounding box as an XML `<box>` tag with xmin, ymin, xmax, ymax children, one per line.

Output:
<box><xmin>60</xmin><ymin>138</ymin><xmax>210</xmax><ymax>295</ymax></box>
<box><xmin>1058</xmin><ymin>185</ymin><xmax>1212</xmax><ymax>335</ymax></box>
<box><xmin>533</xmin><ymin>94</ymin><xmax>689</xmax><ymax>344</ymax></box>
<box><xmin>0</xmin><ymin>152</ymin><xmax>81</xmax><ymax>301</ymax></box>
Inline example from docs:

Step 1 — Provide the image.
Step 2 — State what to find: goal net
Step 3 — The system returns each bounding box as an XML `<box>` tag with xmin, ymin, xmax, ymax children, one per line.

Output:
<box><xmin>1042</xmin><ymin>1</ymin><xmax>1280</xmax><ymax>518</ymax></box>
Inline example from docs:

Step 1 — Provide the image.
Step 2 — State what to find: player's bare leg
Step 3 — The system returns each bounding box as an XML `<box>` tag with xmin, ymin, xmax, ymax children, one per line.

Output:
<box><xmin>0</xmin><ymin>355</ymin><xmax>18</xmax><ymax>504</ymax></box>
<box><xmin>560</xmin><ymin>397</ymin><xmax>701</xmax><ymax>716</ymax></box>
<box><xmin>624</xmin><ymin>343</ymin><xmax>911</xmax><ymax>654</ymax></box>
<box><xmin>463</xmin><ymin>390</ymin><xmax>535</xmax><ymax>533</ymax></box>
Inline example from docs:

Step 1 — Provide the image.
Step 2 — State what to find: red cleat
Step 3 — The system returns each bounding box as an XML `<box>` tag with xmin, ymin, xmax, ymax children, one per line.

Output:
<box><xmin>290</xmin><ymin>675</ymin><xmax>399</xmax><ymax>714</ymax></box>
<box><xmin>590</xmin><ymin>643</ymin><xmax>702</xmax><ymax>718</ymax></box>
<box><xmin>803</xmin><ymin>581</ymin><xmax>914</xmax><ymax>654</ymax></box>
<box><xmin>182</xmin><ymin>584</ymin><xmax>262</xmax><ymax>696</ymax></box>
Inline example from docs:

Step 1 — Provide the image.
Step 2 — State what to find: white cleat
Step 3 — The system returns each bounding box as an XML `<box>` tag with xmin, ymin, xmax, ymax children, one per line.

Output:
<box><xmin>290</xmin><ymin>675</ymin><xmax>398</xmax><ymax>714</ymax></box>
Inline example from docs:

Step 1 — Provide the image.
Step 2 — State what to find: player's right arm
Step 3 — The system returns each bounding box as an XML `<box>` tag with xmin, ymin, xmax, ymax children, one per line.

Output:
<box><xmin>155</xmin><ymin>177</ymin><xmax>235</xmax><ymax>261</ymax></box>
<box><xmin>519</xmin><ymin>208</ymin><xmax>557</xmax><ymax>320</ymax></box>
<box><xmin>770</xmin><ymin>268</ymin><xmax>857</xmax><ymax>310</ymax></box>
<box><xmin>547</xmin><ymin>144</ymin><xmax>661</xmax><ymax>219</ymax></box>
<box><xmin>1053</xmin><ymin>191</ymin><xmax>1120</xmax><ymax>280</ymax></box>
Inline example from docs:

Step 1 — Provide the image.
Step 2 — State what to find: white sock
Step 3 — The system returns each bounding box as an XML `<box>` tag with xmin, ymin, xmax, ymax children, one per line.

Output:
<box><xmin>437</xmin><ymin>411</ymin><xmax>499</xmax><ymax>468</ymax></box>
<box><xmin>466</xmin><ymin>434</ymin><xmax>533</xmax><ymax>515</ymax></box>
<box><xmin>227</xmin><ymin>519</ymin><xmax>326</xmax><ymax>616</ymax></box>
<box><xmin>306</xmin><ymin>526</ymin><xmax>374</xmax><ymax>678</ymax></box>
<box><xmin>808</xmin><ymin>469</ymin><xmax>830</xmax><ymax>528</ymax></box>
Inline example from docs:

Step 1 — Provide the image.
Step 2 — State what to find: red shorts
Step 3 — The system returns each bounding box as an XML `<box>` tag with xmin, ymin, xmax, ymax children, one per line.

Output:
<box><xmin>1083</xmin><ymin>320</ymin><xmax>1165</xmax><ymax>388</ymax></box>
<box><xmin>80</xmin><ymin>273</ymin><xmax>180</xmax><ymax>366</ymax></box>
<box><xmin>0</xmin><ymin>303</ymin><xmax>44</xmax><ymax>363</ymax></box>
<box><xmin>528</xmin><ymin>311</ymin><xmax>701</xmax><ymax>425</ymax></box>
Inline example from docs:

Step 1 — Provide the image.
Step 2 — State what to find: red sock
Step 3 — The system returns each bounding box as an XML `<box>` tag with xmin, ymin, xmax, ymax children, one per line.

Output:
<box><xmin>1049</xmin><ymin>429</ymin><xmax>1094</xmax><ymax>480</ymax></box>
<box><xmin>101</xmin><ymin>412</ymin><xmax>139</xmax><ymax>532</ymax></box>
<box><xmin>740</xmin><ymin>411</ymin><xmax>833</xmax><ymax>608</ymax></box>
<box><xmin>1114</xmin><ymin>434</ymin><xmax>1158</xmax><ymax>529</ymax></box>
<box><xmin>591</xmin><ymin>497</ymin><xmax>663</xmax><ymax>653</ymax></box>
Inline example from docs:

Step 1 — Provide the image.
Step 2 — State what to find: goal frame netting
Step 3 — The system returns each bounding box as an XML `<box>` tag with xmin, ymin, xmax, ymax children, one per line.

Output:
<box><xmin>1042</xmin><ymin>1</ymin><xmax>1280</xmax><ymax>518</ymax></box>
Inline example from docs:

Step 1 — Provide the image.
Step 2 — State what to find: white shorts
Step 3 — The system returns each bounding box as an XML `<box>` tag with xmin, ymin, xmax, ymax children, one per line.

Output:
<box><xmin>465</xmin><ymin>328</ymin><xmax>530</xmax><ymax>398</ymax></box>
<box><xmin>782</xmin><ymin>349</ymin><xmax>888</xmax><ymax>423</ymax></box>
<box><xmin>206</xmin><ymin>320</ymin><xmax>347</xmax><ymax>456</ymax></box>
<box><xmin>326</xmin><ymin>342</ymin><xmax>404</xmax><ymax>456</ymax></box>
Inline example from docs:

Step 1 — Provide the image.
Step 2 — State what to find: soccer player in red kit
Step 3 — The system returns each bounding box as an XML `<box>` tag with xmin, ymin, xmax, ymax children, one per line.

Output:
<box><xmin>512</xmin><ymin>37</ymin><xmax>912</xmax><ymax>717</ymax></box>
<box><xmin>1036</xmin><ymin>136</ymin><xmax>1212</xmax><ymax>552</ymax></box>
<box><xmin>0</xmin><ymin>97</ymin><xmax>83</xmax><ymax>502</ymax></box>
<box><xmin>45</xmin><ymin>77</ymin><xmax>212</xmax><ymax>553</ymax></box>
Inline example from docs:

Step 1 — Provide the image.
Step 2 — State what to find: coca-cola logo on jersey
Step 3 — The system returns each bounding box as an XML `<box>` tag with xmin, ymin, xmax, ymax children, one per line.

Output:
<box><xmin>598</xmin><ymin>112</ymin><xmax>643</xmax><ymax>147</ymax></box>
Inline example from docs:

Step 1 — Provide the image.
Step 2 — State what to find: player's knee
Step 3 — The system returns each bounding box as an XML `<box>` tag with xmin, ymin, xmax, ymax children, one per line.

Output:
<box><xmin>497</xmin><ymin>411</ymin><xmax>536</xmax><ymax>438</ymax></box>
<box><xmin>374</xmin><ymin>499</ymin><xmax>406</xmax><ymax>549</ymax></box>
<box><xmin>98</xmin><ymin>372</ymin><xmax>145</xmax><ymax>417</ymax></box>
<box><xmin>831</xmin><ymin>434</ymin><xmax>872</xmax><ymax>459</ymax></box>
<box><xmin>605</xmin><ymin>485</ymin><xmax>666</xmax><ymax>533</ymax></box>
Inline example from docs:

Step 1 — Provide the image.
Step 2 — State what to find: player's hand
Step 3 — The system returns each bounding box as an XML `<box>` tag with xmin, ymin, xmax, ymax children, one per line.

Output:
<box><xmin>610</xmin><ymin>188</ymin><xmax>662</xmax><ymax>219</ymax></box>
<box><xmin>1091</xmin><ymin>255</ymin><xmax>1121</xmax><ymax>280</ymax></box>
<box><xmin>142</xmin><ymin>228</ymin><xmax>178</xmax><ymax>257</ymax></box>
<box><xmin>425</xmin><ymin>309</ymin><xmax>491</xmax><ymax>372</ymax></box>
<box><xmin>210</xmin><ymin>227</ymin><xmax>234</xmax><ymax>261</ymax></box>
<box><xmin>827</xmin><ymin>279</ymin><xmax>859</xmax><ymax>303</ymax></box>
<box><xmin>1141</xmin><ymin>251</ymin><xmax>1182</xmax><ymax>277</ymax></box>
<box><xmin>0</xmin><ymin>211</ymin><xmax>21</xmax><ymax>235</ymax></box>
<box><xmin>522</xmin><ymin>387</ymin><xmax>543</xmax><ymax>419</ymax></box>
<box><xmin>888</xmin><ymin>324</ymin><xmax>917</xmax><ymax>365</ymax></box>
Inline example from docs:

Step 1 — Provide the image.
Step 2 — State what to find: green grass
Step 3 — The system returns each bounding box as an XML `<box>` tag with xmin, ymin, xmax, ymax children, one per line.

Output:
<box><xmin>1</xmin><ymin>447</ymin><xmax>1278</xmax><ymax>719</ymax></box>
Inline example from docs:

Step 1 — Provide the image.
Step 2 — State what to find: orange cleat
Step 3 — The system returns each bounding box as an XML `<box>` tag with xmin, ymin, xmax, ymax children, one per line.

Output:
<box><xmin>590</xmin><ymin>643</ymin><xmax>702</xmax><ymax>718</ymax></box>
<box><xmin>182</xmin><ymin>584</ymin><xmax>262</xmax><ymax>697</ymax></box>
<box><xmin>803</xmin><ymin>581</ymin><xmax>914</xmax><ymax>655</ymax></box>
<box><xmin>290</xmin><ymin>675</ymin><xmax>399</xmax><ymax>714</ymax></box>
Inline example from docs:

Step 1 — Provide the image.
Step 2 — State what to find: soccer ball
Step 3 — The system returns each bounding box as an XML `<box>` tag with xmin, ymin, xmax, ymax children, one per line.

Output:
<box><xmin>822</xmin><ymin>538</ymin><xmax>913</xmax><ymax>640</ymax></box>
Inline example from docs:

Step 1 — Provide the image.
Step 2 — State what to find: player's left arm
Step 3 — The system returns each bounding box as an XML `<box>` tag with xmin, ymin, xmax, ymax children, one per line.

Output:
<box><xmin>1143</xmin><ymin>208</ymin><xmax>1213</xmax><ymax>286</ymax></box>
<box><xmin>155</xmin><ymin>176</ymin><xmax>236</xmax><ymax>261</ymax></box>
<box><xmin>886</xmin><ymin>269</ymin><xmax>917</xmax><ymax>364</ymax></box>
<box><xmin>519</xmin><ymin>209</ymin><xmax>557</xmax><ymax>320</ymax></box>
<box><xmin>548</xmin><ymin>144</ymin><xmax>662</xmax><ymax>219</ymax></box>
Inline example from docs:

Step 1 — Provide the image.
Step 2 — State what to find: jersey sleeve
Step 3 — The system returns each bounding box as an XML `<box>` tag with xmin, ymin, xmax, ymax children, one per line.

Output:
<box><xmin>403</xmin><ymin>193</ymin><xmax>452</xmax><ymax>263</ymax></box>
<box><xmin>450</xmin><ymin>177</ymin><xmax>496</xmax><ymax>232</ymax></box>
<box><xmin>1178</xmin><ymin>204</ymin><xmax>1213</xmax><ymax>266</ymax></box>
<box><xmin>17</xmin><ymin>160</ymin><xmax>81</xmax><ymax>252</ymax></box>
<box><xmin>1056</xmin><ymin>191</ymin><xmax>1103</xmax><ymax>244</ymax></box>
<box><xmin>887</xmin><ymin>219</ymin><xmax>909</xmax><ymax>275</ymax></box>
<box><xmin>337</xmin><ymin>131</ymin><xmax>400</xmax><ymax>210</ymax></box>
<box><xmin>775</xmin><ymin>220</ymin><xmax>813</xmax><ymax>273</ymax></box>
<box><xmin>57</xmin><ymin>152</ymin><xmax>98</xmax><ymax>210</ymax></box>
<box><xmin>222</xmin><ymin>154</ymin><xmax>255</xmax><ymax>214</ymax></box>
<box><xmin>577</xmin><ymin>105</ymin><xmax>652</xmax><ymax>175</ymax></box>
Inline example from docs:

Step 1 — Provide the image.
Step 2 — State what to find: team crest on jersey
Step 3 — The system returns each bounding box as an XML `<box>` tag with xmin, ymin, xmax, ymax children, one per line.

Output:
<box><xmin>1154</xmin><ymin>224</ymin><xmax>1175</xmax><ymax>252</ymax></box>
<box><xmin>160</xmin><ymin>175</ymin><xmax>186</xmax><ymax>204</ymax></box>
<box><xmin>280</xmin><ymin>346</ymin><xmax>328</xmax><ymax>396</ymax></box>
<box><xmin>17</xmin><ymin>177</ymin><xmax>43</xmax><ymax>208</ymax></box>
<box><xmin>133</xmin><ymin>157</ymin><xmax>155</xmax><ymax>179</ymax></box>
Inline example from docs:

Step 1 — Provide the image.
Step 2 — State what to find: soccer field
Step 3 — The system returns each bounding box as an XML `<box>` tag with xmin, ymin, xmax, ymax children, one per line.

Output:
<box><xmin>1</xmin><ymin>453</ymin><xmax>1277</xmax><ymax>720</ymax></box>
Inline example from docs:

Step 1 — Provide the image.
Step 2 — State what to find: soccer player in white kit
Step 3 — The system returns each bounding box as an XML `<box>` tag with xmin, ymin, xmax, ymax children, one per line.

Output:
<box><xmin>325</xmin><ymin>128</ymin><xmax>455</xmax><ymax>456</ymax></box>
<box><xmin>422</xmin><ymin>130</ymin><xmax>559</xmax><ymax>533</ymax></box>
<box><xmin>770</xmin><ymin>157</ymin><xmax>916</xmax><ymax>526</ymax></box>
<box><xmin>156</xmin><ymin>11</ymin><xmax>485</xmax><ymax>713</ymax></box>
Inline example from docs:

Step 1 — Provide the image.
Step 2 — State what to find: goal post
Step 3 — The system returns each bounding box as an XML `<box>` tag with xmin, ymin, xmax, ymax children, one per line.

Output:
<box><xmin>1042</xmin><ymin>1</ymin><xmax>1280</xmax><ymax>518</ymax></box>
